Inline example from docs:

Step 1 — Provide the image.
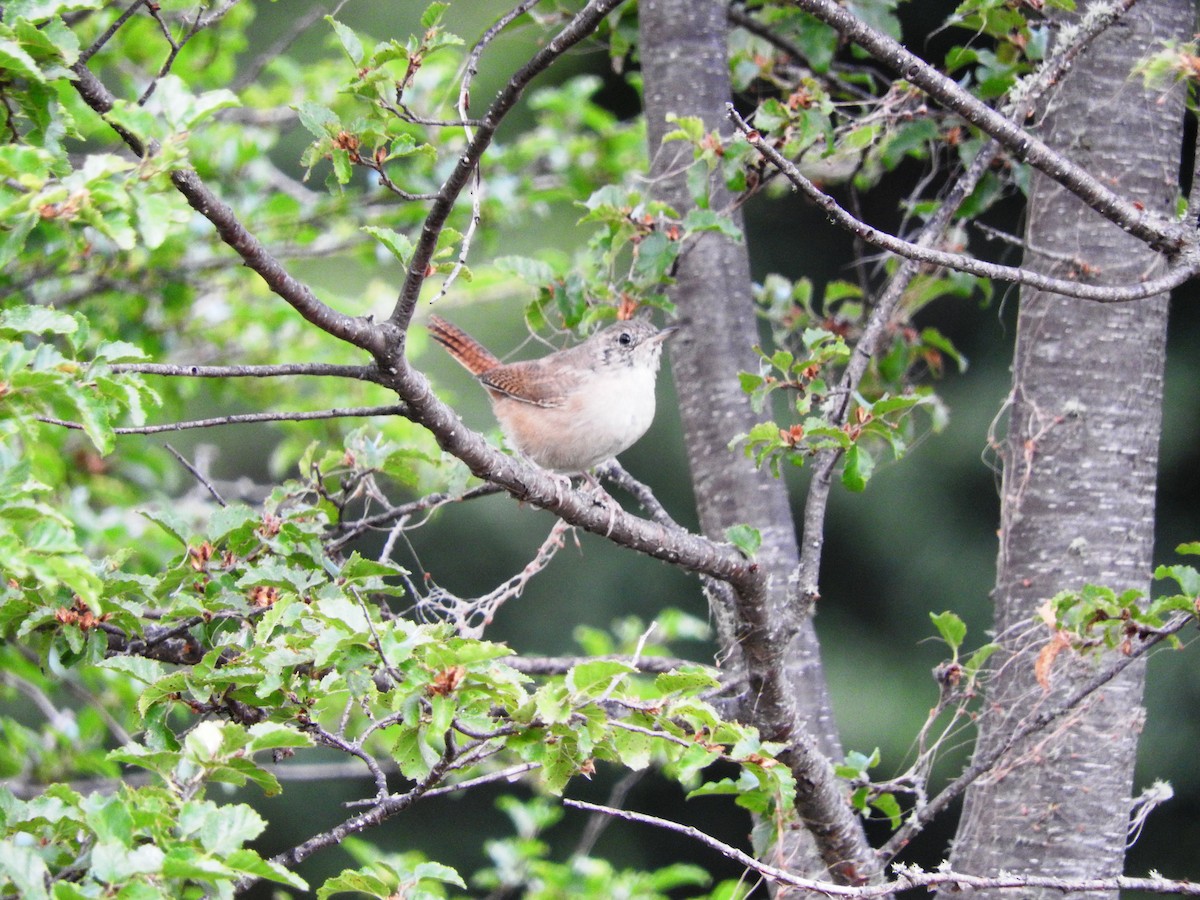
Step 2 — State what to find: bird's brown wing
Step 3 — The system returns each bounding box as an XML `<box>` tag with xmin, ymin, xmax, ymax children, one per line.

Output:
<box><xmin>480</xmin><ymin>358</ymin><xmax>581</xmax><ymax>408</ymax></box>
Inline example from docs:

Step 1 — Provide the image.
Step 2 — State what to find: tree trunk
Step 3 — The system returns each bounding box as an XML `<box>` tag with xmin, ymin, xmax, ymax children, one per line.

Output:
<box><xmin>638</xmin><ymin>0</ymin><xmax>859</xmax><ymax>878</ymax></box>
<box><xmin>945</xmin><ymin>1</ymin><xmax>1190</xmax><ymax>895</ymax></box>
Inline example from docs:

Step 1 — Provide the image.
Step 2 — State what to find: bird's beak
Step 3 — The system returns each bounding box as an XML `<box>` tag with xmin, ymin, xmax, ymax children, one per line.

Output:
<box><xmin>652</xmin><ymin>323</ymin><xmax>682</xmax><ymax>343</ymax></box>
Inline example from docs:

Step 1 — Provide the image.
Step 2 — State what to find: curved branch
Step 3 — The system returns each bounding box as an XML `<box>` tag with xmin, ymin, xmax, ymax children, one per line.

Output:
<box><xmin>729</xmin><ymin>108</ymin><xmax>1199</xmax><ymax>303</ymax></box>
<box><xmin>789</xmin><ymin>0</ymin><xmax>1189</xmax><ymax>254</ymax></box>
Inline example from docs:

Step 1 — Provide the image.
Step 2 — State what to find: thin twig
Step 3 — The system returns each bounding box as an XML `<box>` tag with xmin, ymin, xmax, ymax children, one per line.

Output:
<box><xmin>79</xmin><ymin>0</ymin><xmax>147</xmax><ymax>64</ymax></box>
<box><xmin>878</xmin><ymin>612</ymin><xmax>1193</xmax><ymax>859</ymax></box>
<box><xmin>164</xmin><ymin>443</ymin><xmax>227</xmax><ymax>507</ymax></box>
<box><xmin>729</xmin><ymin>107</ymin><xmax>1199</xmax><ymax>303</ymax></box>
<box><xmin>564</xmin><ymin>799</ymin><xmax>1200</xmax><ymax>896</ymax></box>
<box><xmin>109</xmin><ymin>361</ymin><xmax>382</xmax><ymax>381</ymax></box>
<box><xmin>37</xmin><ymin>404</ymin><xmax>407</xmax><ymax>436</ymax></box>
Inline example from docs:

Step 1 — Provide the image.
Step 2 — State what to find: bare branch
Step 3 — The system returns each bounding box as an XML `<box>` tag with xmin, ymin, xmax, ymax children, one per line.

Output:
<box><xmin>789</xmin><ymin>0</ymin><xmax>1189</xmax><ymax>254</ymax></box>
<box><xmin>506</xmin><ymin>654</ymin><xmax>707</xmax><ymax>676</ymax></box>
<box><xmin>327</xmin><ymin>483</ymin><xmax>505</xmax><ymax>552</ymax></box>
<box><xmin>564</xmin><ymin>799</ymin><xmax>1200</xmax><ymax>896</ymax></box>
<box><xmin>417</xmin><ymin>761</ymin><xmax>540</xmax><ymax>800</ymax></box>
<box><xmin>109</xmin><ymin>362</ymin><xmax>382</xmax><ymax>381</ymax></box>
<box><xmin>421</xmin><ymin>519</ymin><xmax>574</xmax><ymax>636</ymax></box>
<box><xmin>79</xmin><ymin>0</ymin><xmax>147</xmax><ymax>64</ymax></box>
<box><xmin>165</xmin><ymin>443</ymin><xmax>227</xmax><ymax>507</ymax></box>
<box><xmin>37</xmin><ymin>404</ymin><xmax>407</xmax><ymax>436</ymax></box>
<box><xmin>729</xmin><ymin>108</ymin><xmax>1199</xmax><ymax>303</ymax></box>
<box><xmin>878</xmin><ymin>612</ymin><xmax>1193</xmax><ymax>859</ymax></box>
<box><xmin>389</xmin><ymin>0</ymin><xmax>628</xmax><ymax>334</ymax></box>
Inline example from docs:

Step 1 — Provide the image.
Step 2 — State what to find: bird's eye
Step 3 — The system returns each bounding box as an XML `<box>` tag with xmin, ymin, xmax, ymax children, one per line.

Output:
<box><xmin>618</xmin><ymin>331</ymin><xmax>633</xmax><ymax>346</ymax></box>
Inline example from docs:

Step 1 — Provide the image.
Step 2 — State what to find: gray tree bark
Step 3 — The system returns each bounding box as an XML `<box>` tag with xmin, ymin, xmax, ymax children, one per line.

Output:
<box><xmin>945</xmin><ymin>1</ymin><xmax>1191</xmax><ymax>895</ymax></box>
<box><xmin>638</xmin><ymin>0</ymin><xmax>879</xmax><ymax>883</ymax></box>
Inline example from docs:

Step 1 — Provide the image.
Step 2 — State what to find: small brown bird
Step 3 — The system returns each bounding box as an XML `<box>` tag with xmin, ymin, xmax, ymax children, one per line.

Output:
<box><xmin>427</xmin><ymin>314</ymin><xmax>677</xmax><ymax>473</ymax></box>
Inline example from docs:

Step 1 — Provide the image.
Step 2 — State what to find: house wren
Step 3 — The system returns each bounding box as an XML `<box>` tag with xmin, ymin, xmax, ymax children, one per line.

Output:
<box><xmin>427</xmin><ymin>314</ymin><xmax>677</xmax><ymax>473</ymax></box>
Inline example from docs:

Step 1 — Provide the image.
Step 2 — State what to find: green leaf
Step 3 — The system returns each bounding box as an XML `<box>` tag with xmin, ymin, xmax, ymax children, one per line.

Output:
<box><xmin>420</xmin><ymin>2</ymin><xmax>452</xmax><ymax>29</ymax></box>
<box><xmin>681</xmin><ymin>207</ymin><xmax>742</xmax><ymax>240</ymax></box>
<box><xmin>871</xmin><ymin>791</ymin><xmax>903</xmax><ymax>829</ymax></box>
<box><xmin>654</xmin><ymin>668</ymin><xmax>720</xmax><ymax>695</ymax></box>
<box><xmin>91</xmin><ymin>840</ymin><xmax>165</xmax><ymax>882</ymax></box>
<box><xmin>1154</xmin><ymin>564</ymin><xmax>1200</xmax><ymax>597</ymax></box>
<box><xmin>245</xmin><ymin>722</ymin><xmax>313</xmax><ymax>753</ymax></box>
<box><xmin>724</xmin><ymin>524</ymin><xmax>761</xmax><ymax>558</ymax></box>
<box><xmin>0</xmin><ymin>38</ymin><xmax>44</xmax><ymax>82</ymax></box>
<box><xmin>930</xmin><ymin>610</ymin><xmax>967</xmax><ymax>654</ymax></box>
<box><xmin>362</xmin><ymin>225</ymin><xmax>414</xmax><ymax>264</ymax></box>
<box><xmin>841</xmin><ymin>443</ymin><xmax>873</xmax><ymax>492</ymax></box>
<box><xmin>0</xmin><ymin>305</ymin><xmax>78</xmax><ymax>335</ymax></box>
<box><xmin>295</xmin><ymin>101</ymin><xmax>339</xmax><ymax>138</ymax></box>
<box><xmin>0</xmin><ymin>839</ymin><xmax>51</xmax><ymax>900</ymax></box>
<box><xmin>611</xmin><ymin>723</ymin><xmax>654</xmax><ymax>770</ymax></box>
<box><xmin>326</xmin><ymin>16</ymin><xmax>364</xmax><ymax>66</ymax></box>
<box><xmin>318</xmin><ymin>869</ymin><xmax>394</xmax><ymax>899</ymax></box>
<box><xmin>566</xmin><ymin>659</ymin><xmax>634</xmax><ymax>696</ymax></box>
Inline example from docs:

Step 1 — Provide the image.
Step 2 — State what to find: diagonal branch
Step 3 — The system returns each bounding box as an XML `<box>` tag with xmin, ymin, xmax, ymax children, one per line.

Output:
<box><xmin>68</xmin><ymin>62</ymin><xmax>391</xmax><ymax>359</ymax></box>
<box><xmin>878</xmin><ymin>612</ymin><xmax>1193</xmax><ymax>859</ymax></box>
<box><xmin>388</xmin><ymin>0</ymin><xmax>628</xmax><ymax>335</ymax></box>
<box><xmin>729</xmin><ymin>109</ymin><xmax>1200</xmax><ymax>303</ymax></box>
<box><xmin>724</xmin><ymin>106</ymin><xmax>1195</xmax><ymax>304</ymax></box>
<box><xmin>789</xmin><ymin>0</ymin><xmax>1189</xmax><ymax>254</ymax></box>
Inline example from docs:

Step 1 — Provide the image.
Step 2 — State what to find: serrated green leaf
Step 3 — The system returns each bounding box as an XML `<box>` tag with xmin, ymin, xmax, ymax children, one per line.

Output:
<box><xmin>654</xmin><ymin>668</ymin><xmax>719</xmax><ymax>695</ymax></box>
<box><xmin>871</xmin><ymin>791</ymin><xmax>903</xmax><ymax>829</ymax></box>
<box><xmin>566</xmin><ymin>659</ymin><xmax>633</xmax><ymax>696</ymax></box>
<box><xmin>0</xmin><ymin>305</ymin><xmax>78</xmax><ymax>335</ymax></box>
<box><xmin>326</xmin><ymin>16</ymin><xmax>364</xmax><ymax>66</ymax></box>
<box><xmin>930</xmin><ymin>610</ymin><xmax>967</xmax><ymax>654</ymax></box>
<box><xmin>318</xmin><ymin>869</ymin><xmax>393</xmax><ymax>899</ymax></box>
<box><xmin>0</xmin><ymin>38</ymin><xmax>44</xmax><ymax>82</ymax></box>
<box><xmin>362</xmin><ymin>225</ymin><xmax>414</xmax><ymax>264</ymax></box>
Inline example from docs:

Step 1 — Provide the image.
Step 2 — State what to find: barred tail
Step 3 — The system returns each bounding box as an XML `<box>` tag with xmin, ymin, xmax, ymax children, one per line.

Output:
<box><xmin>427</xmin><ymin>315</ymin><xmax>501</xmax><ymax>375</ymax></box>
